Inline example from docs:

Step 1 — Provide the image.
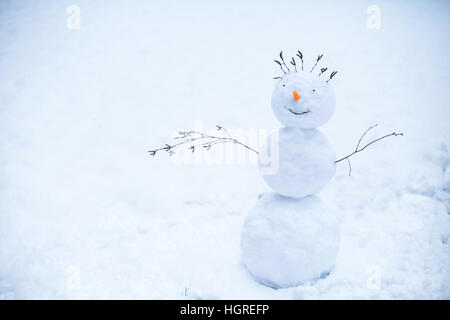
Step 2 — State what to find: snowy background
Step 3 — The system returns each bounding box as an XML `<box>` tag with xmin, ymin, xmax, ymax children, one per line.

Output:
<box><xmin>0</xmin><ymin>0</ymin><xmax>449</xmax><ymax>299</ymax></box>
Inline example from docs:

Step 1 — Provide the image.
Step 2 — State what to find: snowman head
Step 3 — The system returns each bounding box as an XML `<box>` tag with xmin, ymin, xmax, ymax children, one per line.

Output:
<box><xmin>271</xmin><ymin>51</ymin><xmax>337</xmax><ymax>128</ymax></box>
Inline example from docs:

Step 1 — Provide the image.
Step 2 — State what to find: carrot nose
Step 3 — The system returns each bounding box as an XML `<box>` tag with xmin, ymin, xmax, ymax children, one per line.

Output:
<box><xmin>293</xmin><ymin>90</ymin><xmax>301</xmax><ymax>101</ymax></box>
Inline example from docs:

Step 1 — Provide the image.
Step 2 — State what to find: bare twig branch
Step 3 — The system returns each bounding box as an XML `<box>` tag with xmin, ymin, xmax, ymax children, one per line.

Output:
<box><xmin>296</xmin><ymin>51</ymin><xmax>304</xmax><ymax>71</ymax></box>
<box><xmin>346</xmin><ymin>158</ymin><xmax>352</xmax><ymax>176</ymax></box>
<box><xmin>318</xmin><ymin>67</ymin><xmax>328</xmax><ymax>77</ymax></box>
<box><xmin>290</xmin><ymin>57</ymin><xmax>297</xmax><ymax>72</ymax></box>
<box><xmin>356</xmin><ymin>124</ymin><xmax>378</xmax><ymax>151</ymax></box>
<box><xmin>148</xmin><ymin>125</ymin><xmax>259</xmax><ymax>157</ymax></box>
<box><xmin>218</xmin><ymin>125</ymin><xmax>232</xmax><ymax>139</ymax></box>
<box><xmin>274</xmin><ymin>60</ymin><xmax>286</xmax><ymax>74</ymax></box>
<box><xmin>326</xmin><ymin>71</ymin><xmax>338</xmax><ymax>83</ymax></box>
<box><xmin>310</xmin><ymin>54</ymin><xmax>323</xmax><ymax>72</ymax></box>
<box><xmin>279</xmin><ymin>51</ymin><xmax>290</xmax><ymax>72</ymax></box>
<box><xmin>335</xmin><ymin>125</ymin><xmax>404</xmax><ymax>176</ymax></box>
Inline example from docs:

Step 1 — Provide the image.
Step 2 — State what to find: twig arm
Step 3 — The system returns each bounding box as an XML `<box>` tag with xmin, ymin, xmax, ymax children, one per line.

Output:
<box><xmin>335</xmin><ymin>125</ymin><xmax>403</xmax><ymax>175</ymax></box>
<box><xmin>149</xmin><ymin>125</ymin><xmax>259</xmax><ymax>157</ymax></box>
<box><xmin>355</xmin><ymin>124</ymin><xmax>378</xmax><ymax>151</ymax></box>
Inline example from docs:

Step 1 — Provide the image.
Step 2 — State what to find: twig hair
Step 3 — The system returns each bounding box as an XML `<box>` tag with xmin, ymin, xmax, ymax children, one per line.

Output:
<box><xmin>310</xmin><ymin>54</ymin><xmax>323</xmax><ymax>72</ymax></box>
<box><xmin>273</xmin><ymin>50</ymin><xmax>338</xmax><ymax>82</ymax></box>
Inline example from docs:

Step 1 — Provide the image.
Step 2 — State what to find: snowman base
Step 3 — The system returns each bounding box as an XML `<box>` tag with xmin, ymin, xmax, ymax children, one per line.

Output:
<box><xmin>240</xmin><ymin>193</ymin><xmax>340</xmax><ymax>289</ymax></box>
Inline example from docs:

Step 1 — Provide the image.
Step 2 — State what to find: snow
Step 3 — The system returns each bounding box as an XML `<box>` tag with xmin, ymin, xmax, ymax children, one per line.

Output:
<box><xmin>272</xmin><ymin>71</ymin><xmax>336</xmax><ymax>128</ymax></box>
<box><xmin>241</xmin><ymin>193</ymin><xmax>340</xmax><ymax>288</ymax></box>
<box><xmin>0</xmin><ymin>0</ymin><xmax>449</xmax><ymax>299</ymax></box>
<box><xmin>259</xmin><ymin>127</ymin><xmax>335</xmax><ymax>198</ymax></box>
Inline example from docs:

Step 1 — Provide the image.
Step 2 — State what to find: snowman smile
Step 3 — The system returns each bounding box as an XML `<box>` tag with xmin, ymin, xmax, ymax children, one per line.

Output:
<box><xmin>287</xmin><ymin>108</ymin><xmax>310</xmax><ymax>116</ymax></box>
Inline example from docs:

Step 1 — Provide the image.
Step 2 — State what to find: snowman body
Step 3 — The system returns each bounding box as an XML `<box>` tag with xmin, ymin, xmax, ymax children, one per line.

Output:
<box><xmin>241</xmin><ymin>193</ymin><xmax>340</xmax><ymax>288</ymax></box>
<box><xmin>241</xmin><ymin>70</ymin><xmax>340</xmax><ymax>288</ymax></box>
<box><xmin>259</xmin><ymin>127</ymin><xmax>335</xmax><ymax>198</ymax></box>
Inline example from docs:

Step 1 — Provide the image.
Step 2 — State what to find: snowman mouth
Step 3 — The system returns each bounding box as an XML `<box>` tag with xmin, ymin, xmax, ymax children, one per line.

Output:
<box><xmin>287</xmin><ymin>108</ymin><xmax>310</xmax><ymax>116</ymax></box>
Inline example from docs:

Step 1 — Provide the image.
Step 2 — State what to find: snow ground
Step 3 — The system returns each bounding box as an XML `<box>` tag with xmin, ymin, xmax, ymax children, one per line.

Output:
<box><xmin>0</xmin><ymin>0</ymin><xmax>449</xmax><ymax>299</ymax></box>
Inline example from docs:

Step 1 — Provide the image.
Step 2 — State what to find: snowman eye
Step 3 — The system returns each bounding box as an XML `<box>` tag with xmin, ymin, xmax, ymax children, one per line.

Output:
<box><xmin>313</xmin><ymin>89</ymin><xmax>316</xmax><ymax>92</ymax></box>
<box><xmin>283</xmin><ymin>85</ymin><xmax>286</xmax><ymax>87</ymax></box>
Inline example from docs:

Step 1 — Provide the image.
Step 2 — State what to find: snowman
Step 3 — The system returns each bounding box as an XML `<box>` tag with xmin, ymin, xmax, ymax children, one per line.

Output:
<box><xmin>149</xmin><ymin>51</ymin><xmax>401</xmax><ymax>289</ymax></box>
<box><xmin>240</xmin><ymin>52</ymin><xmax>340</xmax><ymax>288</ymax></box>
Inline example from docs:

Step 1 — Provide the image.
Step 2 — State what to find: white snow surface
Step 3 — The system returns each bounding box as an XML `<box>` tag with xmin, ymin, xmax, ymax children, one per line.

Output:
<box><xmin>0</xmin><ymin>0</ymin><xmax>449</xmax><ymax>299</ymax></box>
<box><xmin>241</xmin><ymin>193</ymin><xmax>340</xmax><ymax>288</ymax></box>
<box><xmin>259</xmin><ymin>127</ymin><xmax>336</xmax><ymax>198</ymax></box>
<box><xmin>272</xmin><ymin>71</ymin><xmax>336</xmax><ymax>128</ymax></box>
